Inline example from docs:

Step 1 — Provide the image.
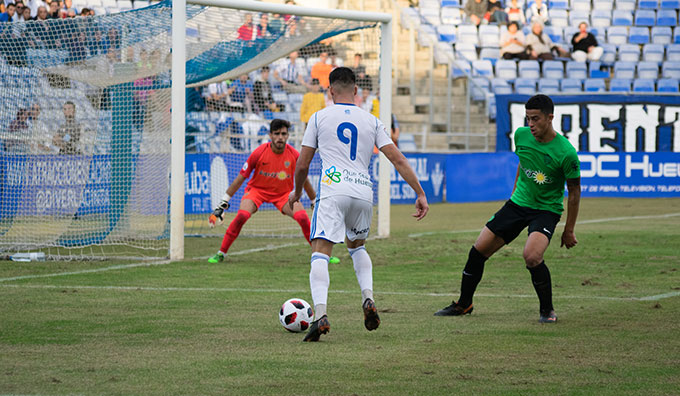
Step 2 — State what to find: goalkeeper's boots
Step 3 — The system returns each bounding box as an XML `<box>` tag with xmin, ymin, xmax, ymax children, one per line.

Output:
<box><xmin>362</xmin><ymin>298</ymin><xmax>380</xmax><ymax>331</ymax></box>
<box><xmin>433</xmin><ymin>300</ymin><xmax>474</xmax><ymax>316</ymax></box>
<box><xmin>302</xmin><ymin>315</ymin><xmax>330</xmax><ymax>342</ymax></box>
<box><xmin>208</xmin><ymin>252</ymin><xmax>225</xmax><ymax>264</ymax></box>
<box><xmin>539</xmin><ymin>309</ymin><xmax>557</xmax><ymax>323</ymax></box>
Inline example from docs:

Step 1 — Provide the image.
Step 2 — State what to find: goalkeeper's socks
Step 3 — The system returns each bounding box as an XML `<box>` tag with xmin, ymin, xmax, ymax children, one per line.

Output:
<box><xmin>309</xmin><ymin>252</ymin><xmax>330</xmax><ymax>311</ymax></box>
<box><xmin>293</xmin><ymin>210</ymin><xmax>311</xmax><ymax>245</ymax></box>
<box><xmin>527</xmin><ymin>261</ymin><xmax>554</xmax><ymax>313</ymax></box>
<box><xmin>458</xmin><ymin>246</ymin><xmax>488</xmax><ymax>308</ymax></box>
<box><xmin>219</xmin><ymin>210</ymin><xmax>251</xmax><ymax>254</ymax></box>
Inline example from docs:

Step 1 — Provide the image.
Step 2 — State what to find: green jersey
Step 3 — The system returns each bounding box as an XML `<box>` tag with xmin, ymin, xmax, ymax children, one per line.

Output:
<box><xmin>510</xmin><ymin>127</ymin><xmax>580</xmax><ymax>215</ymax></box>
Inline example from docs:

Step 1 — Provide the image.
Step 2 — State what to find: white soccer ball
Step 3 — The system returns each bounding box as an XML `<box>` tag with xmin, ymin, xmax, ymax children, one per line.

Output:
<box><xmin>279</xmin><ymin>298</ymin><xmax>313</xmax><ymax>333</ymax></box>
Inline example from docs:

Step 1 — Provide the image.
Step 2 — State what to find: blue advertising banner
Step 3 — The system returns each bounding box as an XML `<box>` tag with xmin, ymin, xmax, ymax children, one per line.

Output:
<box><xmin>496</xmin><ymin>94</ymin><xmax>680</xmax><ymax>153</ymax></box>
<box><xmin>372</xmin><ymin>153</ymin><xmax>446</xmax><ymax>204</ymax></box>
<box><xmin>446</xmin><ymin>153</ymin><xmax>518</xmax><ymax>202</ymax></box>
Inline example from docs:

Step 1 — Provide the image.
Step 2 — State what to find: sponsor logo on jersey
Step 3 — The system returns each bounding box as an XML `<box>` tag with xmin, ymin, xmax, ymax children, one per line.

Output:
<box><xmin>258</xmin><ymin>170</ymin><xmax>291</xmax><ymax>180</ymax></box>
<box><xmin>322</xmin><ymin>166</ymin><xmax>342</xmax><ymax>185</ymax></box>
<box><xmin>521</xmin><ymin>165</ymin><xmax>552</xmax><ymax>185</ymax></box>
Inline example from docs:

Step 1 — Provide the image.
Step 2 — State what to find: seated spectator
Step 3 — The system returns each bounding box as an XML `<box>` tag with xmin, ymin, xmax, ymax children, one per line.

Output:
<box><xmin>256</xmin><ymin>13</ymin><xmax>270</xmax><ymax>38</ymax></box>
<box><xmin>79</xmin><ymin>7</ymin><xmax>90</xmax><ymax>17</ymax></box>
<box><xmin>485</xmin><ymin>0</ymin><xmax>507</xmax><ymax>24</ymax></box>
<box><xmin>526</xmin><ymin>22</ymin><xmax>568</xmax><ymax>60</ymax></box>
<box><xmin>571</xmin><ymin>22</ymin><xmax>603</xmax><ymax>62</ymax></box>
<box><xmin>505</xmin><ymin>0</ymin><xmax>525</xmax><ymax>27</ymax></box>
<box><xmin>0</xmin><ymin>3</ymin><xmax>17</xmax><ymax>22</ymax></box>
<box><xmin>310</xmin><ymin>51</ymin><xmax>334</xmax><ymax>89</ymax></box>
<box><xmin>18</xmin><ymin>4</ymin><xmax>32</xmax><ymax>21</ymax></box>
<box><xmin>253</xmin><ymin>66</ymin><xmax>281</xmax><ymax>112</ymax></box>
<box><xmin>61</xmin><ymin>0</ymin><xmax>77</xmax><ymax>14</ymax></box>
<box><xmin>273</xmin><ymin>51</ymin><xmax>309</xmax><ymax>93</ymax></box>
<box><xmin>5</xmin><ymin>108</ymin><xmax>31</xmax><ymax>153</ymax></box>
<box><xmin>238</xmin><ymin>13</ymin><xmax>254</xmax><ymax>41</ymax></box>
<box><xmin>28</xmin><ymin>104</ymin><xmax>54</xmax><ymax>153</ymax></box>
<box><xmin>53</xmin><ymin>101</ymin><xmax>82</xmax><ymax>155</ymax></box>
<box><xmin>464</xmin><ymin>0</ymin><xmax>488</xmax><ymax>26</ymax></box>
<box><xmin>350</xmin><ymin>53</ymin><xmax>367</xmax><ymax>80</ymax></box>
<box><xmin>226</xmin><ymin>74</ymin><xmax>253</xmax><ymax>113</ymax></box>
<box><xmin>500</xmin><ymin>21</ymin><xmax>528</xmax><ymax>60</ymax></box>
<box><xmin>203</xmin><ymin>80</ymin><xmax>228</xmax><ymax>111</ymax></box>
<box><xmin>299</xmin><ymin>78</ymin><xmax>325</xmax><ymax>128</ymax></box>
<box><xmin>47</xmin><ymin>0</ymin><xmax>61</xmax><ymax>19</ymax></box>
<box><xmin>529</xmin><ymin>0</ymin><xmax>549</xmax><ymax>25</ymax></box>
<box><xmin>268</xmin><ymin>13</ymin><xmax>285</xmax><ymax>36</ymax></box>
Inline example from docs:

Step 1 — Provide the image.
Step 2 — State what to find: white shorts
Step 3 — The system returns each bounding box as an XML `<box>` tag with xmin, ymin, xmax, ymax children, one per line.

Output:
<box><xmin>310</xmin><ymin>195</ymin><xmax>373</xmax><ymax>244</ymax></box>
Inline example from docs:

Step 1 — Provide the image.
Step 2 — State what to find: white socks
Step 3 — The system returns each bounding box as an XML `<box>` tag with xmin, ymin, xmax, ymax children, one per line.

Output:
<box><xmin>309</xmin><ymin>252</ymin><xmax>330</xmax><ymax>319</ymax></box>
<box><xmin>349</xmin><ymin>246</ymin><xmax>373</xmax><ymax>302</ymax></box>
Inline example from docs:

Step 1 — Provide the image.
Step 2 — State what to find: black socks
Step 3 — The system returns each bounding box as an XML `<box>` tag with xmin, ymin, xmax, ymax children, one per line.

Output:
<box><xmin>527</xmin><ymin>261</ymin><xmax>553</xmax><ymax>314</ymax></box>
<box><xmin>458</xmin><ymin>246</ymin><xmax>487</xmax><ymax>308</ymax></box>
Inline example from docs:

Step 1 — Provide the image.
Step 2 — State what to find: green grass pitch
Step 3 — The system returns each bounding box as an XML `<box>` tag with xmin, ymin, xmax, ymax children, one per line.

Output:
<box><xmin>1</xmin><ymin>198</ymin><xmax>679</xmax><ymax>395</ymax></box>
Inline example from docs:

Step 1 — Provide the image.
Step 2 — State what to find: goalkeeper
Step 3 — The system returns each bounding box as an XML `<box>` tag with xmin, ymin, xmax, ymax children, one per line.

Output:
<box><xmin>208</xmin><ymin>119</ymin><xmax>322</xmax><ymax>263</ymax></box>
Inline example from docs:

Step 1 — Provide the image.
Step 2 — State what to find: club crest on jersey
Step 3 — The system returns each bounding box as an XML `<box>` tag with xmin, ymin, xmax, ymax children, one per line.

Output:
<box><xmin>242</xmin><ymin>162</ymin><xmax>248</xmax><ymax>171</ymax></box>
<box><xmin>284</xmin><ymin>161</ymin><xmax>291</xmax><ymax>168</ymax></box>
<box><xmin>322</xmin><ymin>166</ymin><xmax>342</xmax><ymax>185</ymax></box>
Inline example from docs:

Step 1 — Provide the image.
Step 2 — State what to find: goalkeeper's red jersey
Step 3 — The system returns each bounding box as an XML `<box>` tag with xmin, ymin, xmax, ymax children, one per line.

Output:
<box><xmin>239</xmin><ymin>142</ymin><xmax>299</xmax><ymax>196</ymax></box>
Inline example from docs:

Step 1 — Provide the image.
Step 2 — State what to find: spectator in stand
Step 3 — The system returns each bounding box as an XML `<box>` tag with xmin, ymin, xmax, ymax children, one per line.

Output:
<box><xmin>253</xmin><ymin>66</ymin><xmax>280</xmax><ymax>113</ymax></box>
<box><xmin>310</xmin><ymin>51</ymin><xmax>334</xmax><ymax>89</ymax></box>
<box><xmin>29</xmin><ymin>6</ymin><xmax>62</xmax><ymax>49</ymax></box>
<box><xmin>350</xmin><ymin>53</ymin><xmax>366</xmax><ymax>80</ymax></box>
<box><xmin>268</xmin><ymin>13</ymin><xmax>285</xmax><ymax>36</ymax></box>
<box><xmin>28</xmin><ymin>104</ymin><xmax>54</xmax><ymax>152</ymax></box>
<box><xmin>25</xmin><ymin>0</ymin><xmax>46</xmax><ymax>18</ymax></box>
<box><xmin>464</xmin><ymin>0</ymin><xmax>488</xmax><ymax>26</ymax></box>
<box><xmin>256</xmin><ymin>13</ymin><xmax>270</xmax><ymax>38</ymax></box>
<box><xmin>88</xmin><ymin>29</ymin><xmax>107</xmax><ymax>56</ymax></box>
<box><xmin>61</xmin><ymin>0</ymin><xmax>77</xmax><ymax>14</ymax></box>
<box><xmin>485</xmin><ymin>0</ymin><xmax>507</xmax><ymax>24</ymax></box>
<box><xmin>0</xmin><ymin>3</ymin><xmax>17</xmax><ymax>22</ymax></box>
<box><xmin>526</xmin><ymin>22</ymin><xmax>568</xmax><ymax>60</ymax></box>
<box><xmin>505</xmin><ymin>0</ymin><xmax>525</xmax><ymax>27</ymax></box>
<box><xmin>285</xmin><ymin>17</ymin><xmax>300</xmax><ymax>38</ymax></box>
<box><xmin>571</xmin><ymin>22</ymin><xmax>603</xmax><ymax>62</ymax></box>
<box><xmin>106</xmin><ymin>27</ymin><xmax>121</xmax><ymax>51</ymax></box>
<box><xmin>65</xmin><ymin>8</ymin><xmax>75</xmax><ymax>18</ymax></box>
<box><xmin>53</xmin><ymin>101</ymin><xmax>82</xmax><ymax>155</ymax></box>
<box><xmin>226</xmin><ymin>74</ymin><xmax>253</xmax><ymax>113</ymax></box>
<box><xmin>79</xmin><ymin>7</ymin><xmax>89</xmax><ymax>16</ymax></box>
<box><xmin>203</xmin><ymin>80</ymin><xmax>228</xmax><ymax>111</ymax></box>
<box><xmin>47</xmin><ymin>0</ymin><xmax>60</xmax><ymax>18</ymax></box>
<box><xmin>19</xmin><ymin>4</ymin><xmax>32</xmax><ymax>20</ymax></box>
<box><xmin>5</xmin><ymin>108</ymin><xmax>31</xmax><ymax>153</ymax></box>
<box><xmin>529</xmin><ymin>0</ymin><xmax>549</xmax><ymax>25</ymax></box>
<box><xmin>274</xmin><ymin>50</ymin><xmax>309</xmax><ymax>93</ymax></box>
<box><xmin>238</xmin><ymin>13</ymin><xmax>254</xmax><ymax>41</ymax></box>
<box><xmin>500</xmin><ymin>21</ymin><xmax>528</xmax><ymax>60</ymax></box>
<box><xmin>299</xmin><ymin>78</ymin><xmax>325</xmax><ymax>129</ymax></box>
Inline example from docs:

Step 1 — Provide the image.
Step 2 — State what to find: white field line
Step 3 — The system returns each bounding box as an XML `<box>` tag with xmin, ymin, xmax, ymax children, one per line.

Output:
<box><xmin>0</xmin><ymin>242</ymin><xmax>306</xmax><ymax>283</ymax></box>
<box><xmin>408</xmin><ymin>212</ymin><xmax>680</xmax><ymax>238</ymax></box>
<box><xmin>1</xmin><ymin>283</ymin><xmax>678</xmax><ymax>301</ymax></box>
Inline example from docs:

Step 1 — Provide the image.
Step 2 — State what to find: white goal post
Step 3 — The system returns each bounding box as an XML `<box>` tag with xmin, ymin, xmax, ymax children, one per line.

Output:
<box><xmin>170</xmin><ymin>0</ymin><xmax>393</xmax><ymax>260</ymax></box>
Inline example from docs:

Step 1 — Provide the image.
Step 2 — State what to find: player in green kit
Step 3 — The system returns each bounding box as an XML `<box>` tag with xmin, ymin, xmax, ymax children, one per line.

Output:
<box><xmin>434</xmin><ymin>94</ymin><xmax>581</xmax><ymax>323</ymax></box>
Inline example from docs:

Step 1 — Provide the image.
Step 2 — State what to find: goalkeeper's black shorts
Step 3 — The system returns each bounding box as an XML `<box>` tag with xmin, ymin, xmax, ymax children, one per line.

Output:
<box><xmin>486</xmin><ymin>200</ymin><xmax>561</xmax><ymax>244</ymax></box>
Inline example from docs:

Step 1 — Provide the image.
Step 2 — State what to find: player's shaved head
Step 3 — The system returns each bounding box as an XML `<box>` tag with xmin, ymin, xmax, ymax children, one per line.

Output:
<box><xmin>329</xmin><ymin>67</ymin><xmax>356</xmax><ymax>94</ymax></box>
<box><xmin>525</xmin><ymin>94</ymin><xmax>554</xmax><ymax>116</ymax></box>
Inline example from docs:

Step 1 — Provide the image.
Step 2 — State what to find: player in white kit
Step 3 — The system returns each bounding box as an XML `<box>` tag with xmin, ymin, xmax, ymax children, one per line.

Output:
<box><xmin>288</xmin><ymin>67</ymin><xmax>429</xmax><ymax>342</ymax></box>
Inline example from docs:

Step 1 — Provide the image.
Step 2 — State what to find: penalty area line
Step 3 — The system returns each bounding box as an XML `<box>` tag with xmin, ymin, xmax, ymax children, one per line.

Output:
<box><xmin>1</xmin><ymin>283</ymin><xmax>678</xmax><ymax>301</ymax></box>
<box><xmin>408</xmin><ymin>212</ymin><xmax>680</xmax><ymax>238</ymax></box>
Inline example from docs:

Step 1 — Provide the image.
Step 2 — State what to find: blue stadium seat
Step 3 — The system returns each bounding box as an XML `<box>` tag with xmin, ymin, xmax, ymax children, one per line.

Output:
<box><xmin>662</xmin><ymin>61</ymin><xmax>680</xmax><ymax>78</ymax></box>
<box><xmin>471</xmin><ymin>77</ymin><xmax>490</xmax><ymax>101</ymax></box>
<box><xmin>544</xmin><ymin>26</ymin><xmax>563</xmax><ymax>44</ymax></box>
<box><xmin>666</xmin><ymin>44</ymin><xmax>680</xmax><ymax>61</ymax></box>
<box><xmin>515</xmin><ymin>78</ymin><xmax>538</xmax><ymax>95</ymax></box>
<box><xmin>618</xmin><ymin>44</ymin><xmax>641</xmax><ymax>61</ymax></box>
<box><xmin>643</xmin><ymin>43</ymin><xmax>666</xmax><ymax>63</ymax></box>
<box><xmin>492</xmin><ymin>78</ymin><xmax>513</xmax><ymax>94</ymax></box>
<box><xmin>519</xmin><ymin>60</ymin><xmax>541</xmax><ymax>79</ymax></box>
<box><xmin>612</xmin><ymin>10</ymin><xmax>633</xmax><ymax>26</ymax></box>
<box><xmin>610</xmin><ymin>78</ymin><xmax>632</xmax><ymax>92</ymax></box>
<box><xmin>607</xmin><ymin>26</ymin><xmax>629</xmax><ymax>45</ymax></box>
<box><xmin>566</xmin><ymin>61</ymin><xmax>588</xmax><ymax>79</ymax></box>
<box><xmin>657</xmin><ymin>78</ymin><xmax>680</xmax><ymax>92</ymax></box>
<box><xmin>472</xmin><ymin>60</ymin><xmax>494</xmax><ymax>76</ymax></box>
<box><xmin>656</xmin><ymin>10</ymin><xmax>678</xmax><ymax>26</ymax></box>
<box><xmin>455</xmin><ymin>42</ymin><xmax>478</xmax><ymax>61</ymax></box>
<box><xmin>441</xmin><ymin>0</ymin><xmax>461</xmax><ymax>7</ymax></box>
<box><xmin>633</xmin><ymin>79</ymin><xmax>656</xmax><ymax>92</ymax></box>
<box><xmin>437</xmin><ymin>26</ymin><xmax>457</xmax><ymax>43</ymax></box>
<box><xmin>660</xmin><ymin>0</ymin><xmax>680</xmax><ymax>7</ymax></box>
<box><xmin>637</xmin><ymin>61</ymin><xmax>660</xmax><ymax>78</ymax></box>
<box><xmin>452</xmin><ymin>60</ymin><xmax>472</xmax><ymax>78</ymax></box>
<box><xmin>629</xmin><ymin>27</ymin><xmax>650</xmax><ymax>44</ymax></box>
<box><xmin>614</xmin><ymin>61</ymin><xmax>637</xmax><ymax>78</ymax></box>
<box><xmin>457</xmin><ymin>25</ymin><xmax>479</xmax><ymax>46</ymax></box>
<box><xmin>543</xmin><ymin>60</ymin><xmax>565</xmax><ymax>79</ymax></box>
<box><xmin>592</xmin><ymin>10</ymin><xmax>612</xmax><ymax>28</ymax></box>
<box><xmin>479</xmin><ymin>25</ymin><xmax>500</xmax><ymax>48</ymax></box>
<box><xmin>634</xmin><ymin>10</ymin><xmax>656</xmax><ymax>26</ymax></box>
<box><xmin>479</xmin><ymin>48</ymin><xmax>500</xmax><ymax>62</ymax></box>
<box><xmin>441</xmin><ymin>6</ymin><xmax>463</xmax><ymax>25</ymax></box>
<box><xmin>584</xmin><ymin>78</ymin><xmax>607</xmax><ymax>92</ymax></box>
<box><xmin>675</xmin><ymin>27</ymin><xmax>680</xmax><ymax>44</ymax></box>
<box><xmin>589</xmin><ymin>61</ymin><xmax>611</xmax><ymax>78</ymax></box>
<box><xmin>564</xmin><ymin>26</ymin><xmax>579</xmax><ymax>43</ymax></box>
<box><xmin>495</xmin><ymin>60</ymin><xmax>518</xmax><ymax>80</ymax></box>
<box><xmin>615</xmin><ymin>0</ymin><xmax>637</xmax><ymax>11</ymax></box>
<box><xmin>549</xmin><ymin>0</ymin><xmax>569</xmax><ymax>9</ymax></box>
<box><xmin>651</xmin><ymin>27</ymin><xmax>672</xmax><ymax>44</ymax></box>
<box><xmin>549</xmin><ymin>9</ymin><xmax>569</xmax><ymax>27</ymax></box>
<box><xmin>572</xmin><ymin>0</ymin><xmax>592</xmax><ymax>11</ymax></box>
<box><xmin>560</xmin><ymin>78</ymin><xmax>583</xmax><ymax>92</ymax></box>
<box><xmin>570</xmin><ymin>10</ymin><xmax>591</xmax><ymax>26</ymax></box>
<box><xmin>638</xmin><ymin>0</ymin><xmax>659</xmax><ymax>8</ymax></box>
<box><xmin>538</xmin><ymin>78</ymin><xmax>560</xmax><ymax>94</ymax></box>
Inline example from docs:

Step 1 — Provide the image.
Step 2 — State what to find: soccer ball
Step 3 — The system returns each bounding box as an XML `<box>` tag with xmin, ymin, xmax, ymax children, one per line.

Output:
<box><xmin>279</xmin><ymin>298</ymin><xmax>313</xmax><ymax>333</ymax></box>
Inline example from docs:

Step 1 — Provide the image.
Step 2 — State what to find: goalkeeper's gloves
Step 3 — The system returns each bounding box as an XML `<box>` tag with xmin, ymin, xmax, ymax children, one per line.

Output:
<box><xmin>208</xmin><ymin>193</ymin><xmax>231</xmax><ymax>228</ymax></box>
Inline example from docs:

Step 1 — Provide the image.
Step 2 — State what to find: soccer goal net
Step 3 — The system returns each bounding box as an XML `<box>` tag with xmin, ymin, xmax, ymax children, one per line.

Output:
<box><xmin>0</xmin><ymin>0</ymin><xmax>391</xmax><ymax>260</ymax></box>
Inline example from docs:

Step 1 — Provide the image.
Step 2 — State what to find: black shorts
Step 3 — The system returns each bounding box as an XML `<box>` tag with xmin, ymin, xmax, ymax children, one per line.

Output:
<box><xmin>486</xmin><ymin>200</ymin><xmax>561</xmax><ymax>244</ymax></box>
